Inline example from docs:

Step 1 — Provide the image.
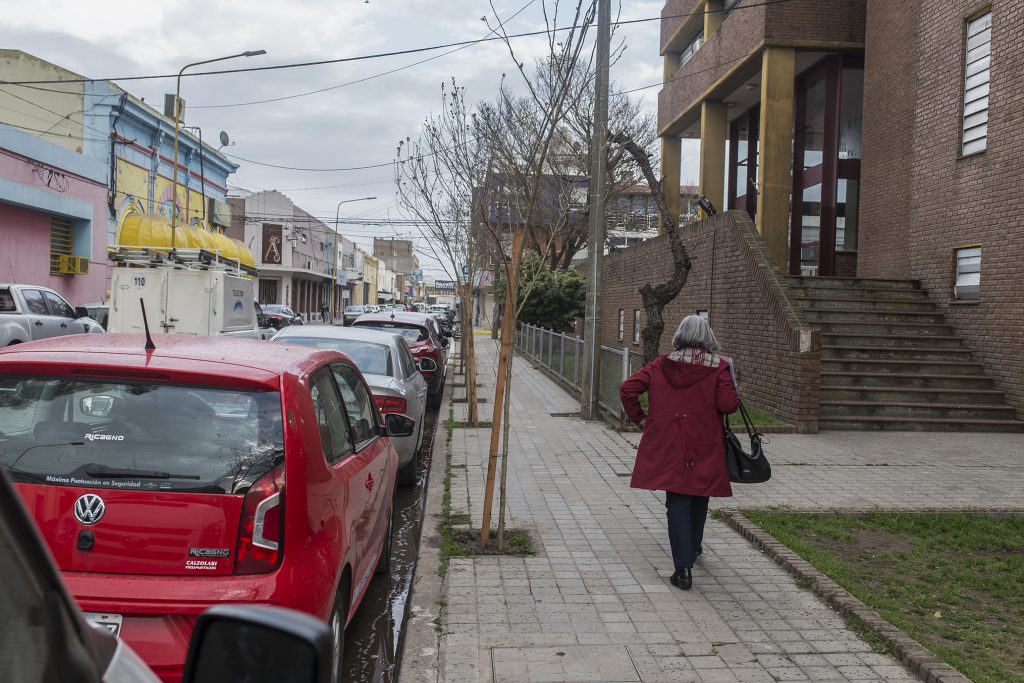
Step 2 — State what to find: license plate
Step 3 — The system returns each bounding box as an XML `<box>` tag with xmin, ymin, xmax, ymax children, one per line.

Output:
<box><xmin>84</xmin><ymin>612</ymin><xmax>123</xmax><ymax>638</ymax></box>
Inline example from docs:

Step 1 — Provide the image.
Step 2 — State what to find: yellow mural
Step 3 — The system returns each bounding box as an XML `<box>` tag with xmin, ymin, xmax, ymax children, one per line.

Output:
<box><xmin>115</xmin><ymin>159</ymin><xmax>214</xmax><ymax>233</ymax></box>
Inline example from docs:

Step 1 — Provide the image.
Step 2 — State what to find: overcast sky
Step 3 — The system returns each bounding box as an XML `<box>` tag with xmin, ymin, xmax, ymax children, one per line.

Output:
<box><xmin>2</xmin><ymin>0</ymin><xmax>699</xmax><ymax>278</ymax></box>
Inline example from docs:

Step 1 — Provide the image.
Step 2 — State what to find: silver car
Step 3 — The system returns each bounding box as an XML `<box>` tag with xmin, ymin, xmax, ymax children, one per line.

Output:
<box><xmin>270</xmin><ymin>325</ymin><xmax>428</xmax><ymax>486</ymax></box>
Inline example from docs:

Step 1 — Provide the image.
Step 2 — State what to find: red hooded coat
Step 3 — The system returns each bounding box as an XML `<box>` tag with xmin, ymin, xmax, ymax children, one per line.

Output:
<box><xmin>620</xmin><ymin>350</ymin><xmax>740</xmax><ymax>497</ymax></box>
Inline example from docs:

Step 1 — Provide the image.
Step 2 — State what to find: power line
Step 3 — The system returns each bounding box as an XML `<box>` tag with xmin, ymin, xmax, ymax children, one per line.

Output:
<box><xmin>0</xmin><ymin>0</ymin><xmax>792</xmax><ymax>87</ymax></box>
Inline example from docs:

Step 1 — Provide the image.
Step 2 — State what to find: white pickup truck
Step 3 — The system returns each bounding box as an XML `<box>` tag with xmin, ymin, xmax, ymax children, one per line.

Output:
<box><xmin>0</xmin><ymin>284</ymin><xmax>105</xmax><ymax>346</ymax></box>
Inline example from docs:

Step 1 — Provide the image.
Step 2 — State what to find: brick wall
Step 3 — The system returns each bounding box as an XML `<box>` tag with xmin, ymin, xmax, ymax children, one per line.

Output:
<box><xmin>859</xmin><ymin>0</ymin><xmax>1024</xmax><ymax>413</ymax></box>
<box><xmin>661</xmin><ymin>0</ymin><xmax>703</xmax><ymax>52</ymax></box>
<box><xmin>857</xmin><ymin>0</ymin><xmax>920</xmax><ymax>278</ymax></box>
<box><xmin>763</xmin><ymin>0</ymin><xmax>867</xmax><ymax>44</ymax></box>
<box><xmin>600</xmin><ymin>211</ymin><xmax>821</xmax><ymax>431</ymax></box>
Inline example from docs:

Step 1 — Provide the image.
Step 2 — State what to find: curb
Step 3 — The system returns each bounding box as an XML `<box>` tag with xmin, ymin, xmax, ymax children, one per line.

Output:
<box><xmin>720</xmin><ymin>510</ymin><xmax>971</xmax><ymax>683</ymax></box>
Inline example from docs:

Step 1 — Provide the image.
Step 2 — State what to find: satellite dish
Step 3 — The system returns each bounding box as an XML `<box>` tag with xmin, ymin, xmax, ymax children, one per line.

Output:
<box><xmin>219</xmin><ymin>131</ymin><xmax>231</xmax><ymax>147</ymax></box>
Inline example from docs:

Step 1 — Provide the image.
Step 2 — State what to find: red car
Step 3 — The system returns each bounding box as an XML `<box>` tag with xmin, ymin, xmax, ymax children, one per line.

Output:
<box><xmin>353</xmin><ymin>311</ymin><xmax>449</xmax><ymax>408</ymax></box>
<box><xmin>0</xmin><ymin>334</ymin><xmax>413</xmax><ymax>682</ymax></box>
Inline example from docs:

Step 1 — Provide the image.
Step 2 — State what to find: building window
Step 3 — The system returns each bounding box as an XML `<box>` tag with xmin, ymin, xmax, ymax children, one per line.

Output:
<box><xmin>953</xmin><ymin>246</ymin><xmax>981</xmax><ymax>301</ymax></box>
<box><xmin>617</xmin><ymin>309</ymin><xmax>624</xmax><ymax>341</ymax></box>
<box><xmin>49</xmin><ymin>216</ymin><xmax>73</xmax><ymax>274</ymax></box>
<box><xmin>962</xmin><ymin>11</ymin><xmax>991</xmax><ymax>156</ymax></box>
<box><xmin>633</xmin><ymin>309</ymin><xmax>641</xmax><ymax>344</ymax></box>
<box><xmin>680</xmin><ymin>31</ymin><xmax>703</xmax><ymax>67</ymax></box>
<box><xmin>724</xmin><ymin>0</ymin><xmax>742</xmax><ymax>17</ymax></box>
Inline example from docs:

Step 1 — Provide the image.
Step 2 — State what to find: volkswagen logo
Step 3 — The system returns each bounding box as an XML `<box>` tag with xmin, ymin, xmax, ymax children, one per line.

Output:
<box><xmin>73</xmin><ymin>494</ymin><xmax>106</xmax><ymax>525</ymax></box>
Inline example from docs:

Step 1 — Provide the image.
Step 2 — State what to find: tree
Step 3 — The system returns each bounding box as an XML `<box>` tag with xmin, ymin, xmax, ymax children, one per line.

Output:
<box><xmin>395</xmin><ymin>80</ymin><xmax>485</xmax><ymax>424</ymax></box>
<box><xmin>495</xmin><ymin>252</ymin><xmax>585</xmax><ymax>332</ymax></box>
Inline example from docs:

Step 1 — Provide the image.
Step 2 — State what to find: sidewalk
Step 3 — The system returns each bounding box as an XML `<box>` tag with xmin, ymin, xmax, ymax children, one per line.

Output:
<box><xmin>438</xmin><ymin>339</ymin><xmax>1024</xmax><ymax>683</ymax></box>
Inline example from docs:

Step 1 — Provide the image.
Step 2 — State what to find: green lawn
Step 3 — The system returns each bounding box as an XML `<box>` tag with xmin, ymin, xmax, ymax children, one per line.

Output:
<box><xmin>744</xmin><ymin>511</ymin><xmax>1024</xmax><ymax>683</ymax></box>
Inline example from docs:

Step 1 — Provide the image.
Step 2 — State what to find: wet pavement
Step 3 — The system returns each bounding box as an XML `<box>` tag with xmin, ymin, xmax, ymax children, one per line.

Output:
<box><xmin>342</xmin><ymin>403</ymin><xmax>441</xmax><ymax>682</ymax></box>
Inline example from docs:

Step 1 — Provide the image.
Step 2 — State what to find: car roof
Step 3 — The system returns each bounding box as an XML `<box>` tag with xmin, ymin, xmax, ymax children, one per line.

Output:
<box><xmin>355</xmin><ymin>311</ymin><xmax>433</xmax><ymax>327</ymax></box>
<box><xmin>272</xmin><ymin>325</ymin><xmax>403</xmax><ymax>348</ymax></box>
<box><xmin>0</xmin><ymin>334</ymin><xmax>343</xmax><ymax>388</ymax></box>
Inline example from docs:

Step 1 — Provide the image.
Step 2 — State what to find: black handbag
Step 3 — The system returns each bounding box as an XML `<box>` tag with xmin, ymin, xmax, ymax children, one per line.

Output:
<box><xmin>724</xmin><ymin>401</ymin><xmax>771</xmax><ymax>484</ymax></box>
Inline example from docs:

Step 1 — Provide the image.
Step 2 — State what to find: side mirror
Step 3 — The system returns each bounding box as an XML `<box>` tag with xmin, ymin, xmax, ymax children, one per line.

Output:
<box><xmin>80</xmin><ymin>395</ymin><xmax>115</xmax><ymax>417</ymax></box>
<box><xmin>385</xmin><ymin>413</ymin><xmax>416</xmax><ymax>438</ymax></box>
<box><xmin>182</xmin><ymin>605</ymin><xmax>333</xmax><ymax>683</ymax></box>
<box><xmin>442</xmin><ymin>337</ymin><xmax>450</xmax><ymax>349</ymax></box>
<box><xmin>74</xmin><ymin>306</ymin><xmax>89</xmax><ymax>319</ymax></box>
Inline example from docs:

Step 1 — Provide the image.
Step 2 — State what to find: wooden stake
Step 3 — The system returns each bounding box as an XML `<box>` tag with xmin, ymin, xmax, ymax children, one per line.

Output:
<box><xmin>480</xmin><ymin>226</ymin><xmax>524</xmax><ymax>548</ymax></box>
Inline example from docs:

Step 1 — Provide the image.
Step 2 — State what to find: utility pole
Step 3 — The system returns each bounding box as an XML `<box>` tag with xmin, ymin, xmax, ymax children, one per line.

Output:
<box><xmin>581</xmin><ymin>0</ymin><xmax>611</xmax><ymax>420</ymax></box>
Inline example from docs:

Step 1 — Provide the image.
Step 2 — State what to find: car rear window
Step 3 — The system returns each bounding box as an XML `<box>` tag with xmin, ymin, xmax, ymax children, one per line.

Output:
<box><xmin>275</xmin><ymin>337</ymin><xmax>393</xmax><ymax>377</ymax></box>
<box><xmin>354</xmin><ymin>322</ymin><xmax>428</xmax><ymax>344</ymax></box>
<box><xmin>0</xmin><ymin>288</ymin><xmax>15</xmax><ymax>313</ymax></box>
<box><xmin>0</xmin><ymin>376</ymin><xmax>283</xmax><ymax>494</ymax></box>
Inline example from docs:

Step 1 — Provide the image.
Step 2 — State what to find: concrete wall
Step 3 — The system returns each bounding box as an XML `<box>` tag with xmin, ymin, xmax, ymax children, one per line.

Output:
<box><xmin>0</xmin><ymin>51</ymin><xmax>85</xmax><ymax>154</ymax></box>
<box><xmin>600</xmin><ymin>211</ymin><xmax>821</xmax><ymax>431</ymax></box>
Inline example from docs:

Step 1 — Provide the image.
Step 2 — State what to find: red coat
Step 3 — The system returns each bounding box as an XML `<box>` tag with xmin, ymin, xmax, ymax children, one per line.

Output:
<box><xmin>620</xmin><ymin>351</ymin><xmax>740</xmax><ymax>497</ymax></box>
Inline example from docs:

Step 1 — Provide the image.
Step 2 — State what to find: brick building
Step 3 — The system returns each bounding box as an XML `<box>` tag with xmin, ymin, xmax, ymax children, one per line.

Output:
<box><xmin>614</xmin><ymin>0</ymin><xmax>1024</xmax><ymax>430</ymax></box>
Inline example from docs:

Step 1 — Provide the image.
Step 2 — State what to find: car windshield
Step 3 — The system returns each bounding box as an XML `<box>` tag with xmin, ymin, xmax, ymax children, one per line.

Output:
<box><xmin>276</xmin><ymin>337</ymin><xmax>393</xmax><ymax>377</ymax></box>
<box><xmin>263</xmin><ymin>305</ymin><xmax>287</xmax><ymax>315</ymax></box>
<box><xmin>355</xmin><ymin>322</ymin><xmax>429</xmax><ymax>343</ymax></box>
<box><xmin>0</xmin><ymin>376</ymin><xmax>283</xmax><ymax>495</ymax></box>
<box><xmin>345</xmin><ymin>306</ymin><xmax>363</xmax><ymax>313</ymax></box>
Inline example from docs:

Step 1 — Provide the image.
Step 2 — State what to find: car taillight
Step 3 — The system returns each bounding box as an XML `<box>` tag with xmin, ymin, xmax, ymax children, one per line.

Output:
<box><xmin>374</xmin><ymin>395</ymin><xmax>408</xmax><ymax>414</ymax></box>
<box><xmin>235</xmin><ymin>464</ymin><xmax>285</xmax><ymax>575</ymax></box>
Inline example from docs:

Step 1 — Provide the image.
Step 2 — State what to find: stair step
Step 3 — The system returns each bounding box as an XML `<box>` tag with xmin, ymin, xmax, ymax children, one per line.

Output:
<box><xmin>822</xmin><ymin>359</ymin><xmax>986</xmax><ymax>375</ymax></box>
<box><xmin>820</xmin><ymin>400</ymin><xmax>1019</xmax><ymax>420</ymax></box>
<box><xmin>821</xmin><ymin>371</ymin><xmax>994</xmax><ymax>389</ymax></box>
<box><xmin>786</xmin><ymin>276</ymin><xmax>921</xmax><ymax>291</ymax></box>
<box><xmin>822</xmin><ymin>333</ymin><xmax>964</xmax><ymax>349</ymax></box>
<box><xmin>819</xmin><ymin>416</ymin><xmax>1024</xmax><ymax>432</ymax></box>
<box><xmin>795</xmin><ymin>297</ymin><xmax>939</xmax><ymax>312</ymax></box>
<box><xmin>791</xmin><ymin>286</ymin><xmax>931</xmax><ymax>302</ymax></box>
<box><xmin>801</xmin><ymin>309</ymin><xmax>948</xmax><ymax>324</ymax></box>
<box><xmin>822</xmin><ymin>346</ymin><xmax>972</xmax><ymax>362</ymax></box>
<box><xmin>814</xmin><ymin>321</ymin><xmax>956</xmax><ymax>336</ymax></box>
<box><xmin>821</xmin><ymin>386</ymin><xmax>1006</xmax><ymax>404</ymax></box>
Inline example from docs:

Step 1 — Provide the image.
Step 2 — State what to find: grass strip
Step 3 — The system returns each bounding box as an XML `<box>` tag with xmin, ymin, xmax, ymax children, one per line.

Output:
<box><xmin>744</xmin><ymin>510</ymin><xmax>1024</xmax><ymax>683</ymax></box>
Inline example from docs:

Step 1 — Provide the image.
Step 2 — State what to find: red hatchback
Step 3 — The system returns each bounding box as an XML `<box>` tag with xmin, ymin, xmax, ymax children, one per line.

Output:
<box><xmin>0</xmin><ymin>334</ymin><xmax>412</xmax><ymax>682</ymax></box>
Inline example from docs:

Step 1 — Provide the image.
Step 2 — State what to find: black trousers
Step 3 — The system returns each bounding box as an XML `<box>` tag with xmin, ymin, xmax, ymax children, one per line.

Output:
<box><xmin>665</xmin><ymin>492</ymin><xmax>709</xmax><ymax>570</ymax></box>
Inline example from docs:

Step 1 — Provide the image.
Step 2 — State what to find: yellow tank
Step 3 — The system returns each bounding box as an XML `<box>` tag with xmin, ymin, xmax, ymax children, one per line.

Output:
<box><xmin>116</xmin><ymin>213</ymin><xmax>256</xmax><ymax>269</ymax></box>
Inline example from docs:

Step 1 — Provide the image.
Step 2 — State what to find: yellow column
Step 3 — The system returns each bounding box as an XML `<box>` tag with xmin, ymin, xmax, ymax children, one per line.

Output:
<box><xmin>755</xmin><ymin>46</ymin><xmax>796</xmax><ymax>271</ymax></box>
<box><xmin>699</xmin><ymin>100</ymin><xmax>727</xmax><ymax>218</ymax></box>
<box><xmin>660</xmin><ymin>135</ymin><xmax>682</xmax><ymax>233</ymax></box>
<box><xmin>664</xmin><ymin>51</ymin><xmax>680</xmax><ymax>82</ymax></box>
<box><xmin>704</xmin><ymin>0</ymin><xmax>724</xmax><ymax>37</ymax></box>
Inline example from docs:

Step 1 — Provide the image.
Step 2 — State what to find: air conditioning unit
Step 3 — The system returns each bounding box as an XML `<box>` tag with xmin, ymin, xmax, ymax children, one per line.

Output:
<box><xmin>55</xmin><ymin>255</ymin><xmax>89</xmax><ymax>275</ymax></box>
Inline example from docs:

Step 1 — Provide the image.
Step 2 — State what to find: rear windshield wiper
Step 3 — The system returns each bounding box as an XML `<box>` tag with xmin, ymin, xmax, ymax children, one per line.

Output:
<box><xmin>83</xmin><ymin>464</ymin><xmax>201</xmax><ymax>480</ymax></box>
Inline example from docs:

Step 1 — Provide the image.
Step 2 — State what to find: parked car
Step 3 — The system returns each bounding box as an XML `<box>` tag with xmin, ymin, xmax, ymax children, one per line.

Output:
<box><xmin>261</xmin><ymin>304</ymin><xmax>304</xmax><ymax>329</ymax></box>
<box><xmin>271</xmin><ymin>326</ymin><xmax>428</xmax><ymax>486</ymax></box>
<box><xmin>1</xmin><ymin>284</ymin><xmax>105</xmax><ymax>346</ymax></box>
<box><xmin>342</xmin><ymin>305</ymin><xmax>364</xmax><ymax>326</ymax></box>
<box><xmin>0</xmin><ymin>466</ymin><xmax>334</xmax><ymax>683</ymax></box>
<box><xmin>428</xmin><ymin>304</ymin><xmax>455</xmax><ymax>322</ymax></box>
<box><xmin>83</xmin><ymin>303</ymin><xmax>110</xmax><ymax>330</ymax></box>
<box><xmin>352</xmin><ymin>312</ymin><xmax>449</xmax><ymax>408</ymax></box>
<box><xmin>412</xmin><ymin>303</ymin><xmax>427</xmax><ymax>313</ymax></box>
<box><xmin>254</xmin><ymin>301</ymin><xmax>276</xmax><ymax>340</ymax></box>
<box><xmin>0</xmin><ymin>334</ymin><xmax>414</xmax><ymax>682</ymax></box>
<box><xmin>362</xmin><ymin>305</ymin><xmax>380</xmax><ymax>314</ymax></box>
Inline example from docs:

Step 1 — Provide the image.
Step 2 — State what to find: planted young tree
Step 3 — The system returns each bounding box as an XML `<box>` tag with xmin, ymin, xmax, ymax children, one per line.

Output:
<box><xmin>395</xmin><ymin>80</ymin><xmax>485</xmax><ymax>423</ymax></box>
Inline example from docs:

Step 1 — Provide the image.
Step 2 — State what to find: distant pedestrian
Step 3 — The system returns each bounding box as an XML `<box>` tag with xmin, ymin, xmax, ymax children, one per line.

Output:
<box><xmin>619</xmin><ymin>315</ymin><xmax>740</xmax><ymax>590</ymax></box>
<box><xmin>320</xmin><ymin>301</ymin><xmax>330</xmax><ymax>323</ymax></box>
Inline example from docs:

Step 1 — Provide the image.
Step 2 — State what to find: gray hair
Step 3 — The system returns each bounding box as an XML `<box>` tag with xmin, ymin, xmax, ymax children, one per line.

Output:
<box><xmin>671</xmin><ymin>315</ymin><xmax>720</xmax><ymax>353</ymax></box>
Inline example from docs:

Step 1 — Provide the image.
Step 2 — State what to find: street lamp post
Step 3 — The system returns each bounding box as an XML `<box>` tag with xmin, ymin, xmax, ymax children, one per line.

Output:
<box><xmin>330</xmin><ymin>197</ymin><xmax>377</xmax><ymax>321</ymax></box>
<box><xmin>170</xmin><ymin>49</ymin><xmax>266</xmax><ymax>250</ymax></box>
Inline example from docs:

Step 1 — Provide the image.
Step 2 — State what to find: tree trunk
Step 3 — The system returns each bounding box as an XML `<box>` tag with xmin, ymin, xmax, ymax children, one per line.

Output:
<box><xmin>610</xmin><ymin>133</ymin><xmax>693</xmax><ymax>364</ymax></box>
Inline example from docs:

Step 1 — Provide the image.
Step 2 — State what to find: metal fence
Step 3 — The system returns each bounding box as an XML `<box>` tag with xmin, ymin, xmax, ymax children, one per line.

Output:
<box><xmin>514</xmin><ymin>322</ymin><xmax>644</xmax><ymax>421</ymax></box>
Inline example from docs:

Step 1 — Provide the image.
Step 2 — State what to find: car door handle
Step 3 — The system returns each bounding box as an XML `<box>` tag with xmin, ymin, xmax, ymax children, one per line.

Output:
<box><xmin>365</xmin><ymin>474</ymin><xmax>374</xmax><ymax>491</ymax></box>
<box><xmin>34</xmin><ymin>321</ymin><xmax>43</xmax><ymax>326</ymax></box>
<box><xmin>60</xmin><ymin>322</ymin><xmax>68</xmax><ymax>328</ymax></box>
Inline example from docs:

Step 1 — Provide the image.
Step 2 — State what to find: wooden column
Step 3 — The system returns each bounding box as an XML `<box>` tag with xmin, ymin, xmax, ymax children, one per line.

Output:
<box><xmin>755</xmin><ymin>46</ymin><xmax>796</xmax><ymax>272</ymax></box>
<box><xmin>699</xmin><ymin>100</ymin><xmax>727</xmax><ymax>218</ymax></box>
<box><xmin>660</xmin><ymin>135</ymin><xmax>682</xmax><ymax>233</ymax></box>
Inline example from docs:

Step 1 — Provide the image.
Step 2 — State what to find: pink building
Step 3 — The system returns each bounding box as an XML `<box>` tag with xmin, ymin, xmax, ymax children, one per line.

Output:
<box><xmin>0</xmin><ymin>125</ymin><xmax>110</xmax><ymax>305</ymax></box>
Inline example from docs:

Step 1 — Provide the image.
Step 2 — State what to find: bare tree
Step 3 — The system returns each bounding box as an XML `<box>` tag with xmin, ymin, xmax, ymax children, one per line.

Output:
<box><xmin>395</xmin><ymin>80</ymin><xmax>485</xmax><ymax>424</ymax></box>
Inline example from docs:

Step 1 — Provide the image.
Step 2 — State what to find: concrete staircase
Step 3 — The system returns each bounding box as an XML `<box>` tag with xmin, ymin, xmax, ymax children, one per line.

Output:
<box><xmin>788</xmin><ymin>277</ymin><xmax>1024</xmax><ymax>432</ymax></box>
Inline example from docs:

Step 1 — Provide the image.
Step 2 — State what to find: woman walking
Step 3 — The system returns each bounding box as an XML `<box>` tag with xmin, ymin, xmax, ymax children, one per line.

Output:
<box><xmin>620</xmin><ymin>315</ymin><xmax>740</xmax><ymax>590</ymax></box>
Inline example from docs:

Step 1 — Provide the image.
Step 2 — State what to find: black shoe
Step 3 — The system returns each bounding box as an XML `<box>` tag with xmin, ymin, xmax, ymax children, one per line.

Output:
<box><xmin>670</xmin><ymin>568</ymin><xmax>692</xmax><ymax>590</ymax></box>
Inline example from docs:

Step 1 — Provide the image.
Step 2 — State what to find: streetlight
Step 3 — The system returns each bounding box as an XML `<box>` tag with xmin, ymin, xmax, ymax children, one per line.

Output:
<box><xmin>329</xmin><ymin>197</ymin><xmax>377</xmax><ymax>320</ymax></box>
<box><xmin>170</xmin><ymin>49</ymin><xmax>267</xmax><ymax>249</ymax></box>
